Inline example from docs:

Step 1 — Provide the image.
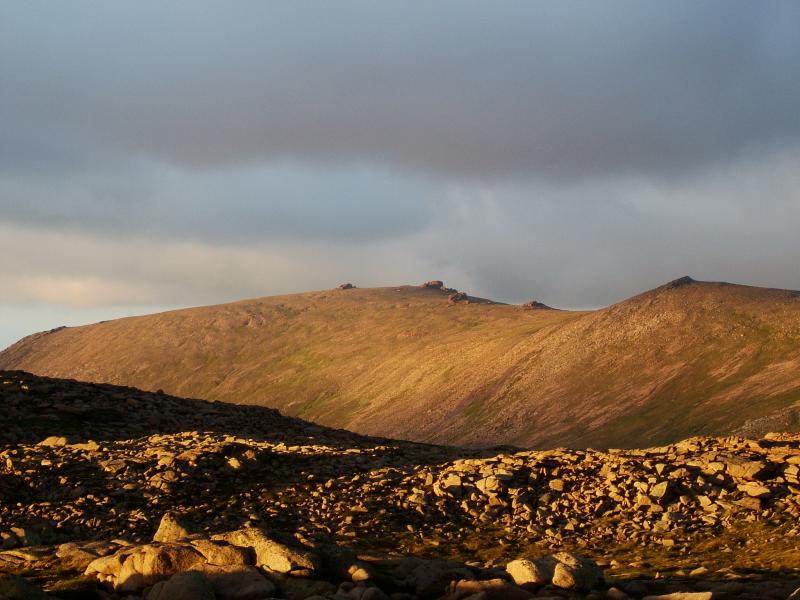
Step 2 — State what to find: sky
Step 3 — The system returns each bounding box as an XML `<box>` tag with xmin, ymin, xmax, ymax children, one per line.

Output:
<box><xmin>2</xmin><ymin>1</ymin><xmax>800</xmax><ymax>349</ymax></box>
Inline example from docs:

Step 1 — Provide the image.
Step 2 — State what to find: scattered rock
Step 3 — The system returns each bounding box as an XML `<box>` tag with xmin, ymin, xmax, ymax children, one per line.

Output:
<box><xmin>190</xmin><ymin>538</ymin><xmax>252</xmax><ymax>567</ymax></box>
<box><xmin>271</xmin><ymin>573</ymin><xmax>336</xmax><ymax>600</ymax></box>
<box><xmin>9</xmin><ymin>526</ymin><xmax>41</xmax><ymax>547</ymax></box>
<box><xmin>36</xmin><ymin>436</ymin><xmax>68</xmax><ymax>447</ymax></box>
<box><xmin>642</xmin><ymin>593</ymin><xmax>713</xmax><ymax>600</ymax></box>
<box><xmin>448</xmin><ymin>292</ymin><xmax>468</xmax><ymax>304</ymax></box>
<box><xmin>146</xmin><ymin>571</ymin><xmax>215</xmax><ymax>600</ymax></box>
<box><xmin>55</xmin><ymin>541</ymin><xmax>118</xmax><ymax>571</ymax></box>
<box><xmin>726</xmin><ymin>460</ymin><xmax>769</xmax><ymax>480</ymax></box>
<box><xmin>204</xmin><ymin>564</ymin><xmax>276</xmax><ymax>600</ymax></box>
<box><xmin>92</xmin><ymin>542</ymin><xmax>206</xmax><ymax>592</ymax></box>
<box><xmin>153</xmin><ymin>511</ymin><xmax>193</xmax><ymax>543</ymax></box>
<box><xmin>214</xmin><ymin>527</ymin><xmax>318</xmax><ymax>575</ymax></box>
<box><xmin>506</xmin><ymin>556</ymin><xmax>556</xmax><ymax>586</ymax></box>
<box><xmin>444</xmin><ymin>578</ymin><xmax>535</xmax><ymax>600</ymax></box>
<box><xmin>3</xmin><ymin>371</ymin><xmax>800</xmax><ymax>600</ymax></box>
<box><xmin>0</xmin><ymin>573</ymin><xmax>49</xmax><ymax>600</ymax></box>
<box><xmin>550</xmin><ymin>552</ymin><xmax>603</xmax><ymax>591</ymax></box>
<box><xmin>649</xmin><ymin>481</ymin><xmax>670</xmax><ymax>499</ymax></box>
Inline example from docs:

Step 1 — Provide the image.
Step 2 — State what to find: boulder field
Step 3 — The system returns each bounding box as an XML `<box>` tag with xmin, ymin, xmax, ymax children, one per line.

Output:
<box><xmin>1</xmin><ymin>371</ymin><xmax>799</xmax><ymax>599</ymax></box>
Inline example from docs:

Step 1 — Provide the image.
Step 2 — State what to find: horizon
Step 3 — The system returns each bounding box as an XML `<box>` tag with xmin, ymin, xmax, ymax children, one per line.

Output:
<box><xmin>2</xmin><ymin>2</ymin><xmax>799</xmax><ymax>350</ymax></box>
<box><xmin>0</xmin><ymin>277</ymin><xmax>611</xmax><ymax>350</ymax></box>
<box><xmin>3</xmin><ymin>273</ymin><xmax>796</xmax><ymax>351</ymax></box>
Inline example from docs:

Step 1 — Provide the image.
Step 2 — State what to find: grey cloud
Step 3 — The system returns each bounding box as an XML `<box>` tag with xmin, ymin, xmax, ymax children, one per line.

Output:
<box><xmin>421</xmin><ymin>147</ymin><xmax>800</xmax><ymax>307</ymax></box>
<box><xmin>1</xmin><ymin>1</ymin><xmax>799</xmax><ymax>180</ymax></box>
<box><xmin>0</xmin><ymin>163</ymin><xmax>440</xmax><ymax>243</ymax></box>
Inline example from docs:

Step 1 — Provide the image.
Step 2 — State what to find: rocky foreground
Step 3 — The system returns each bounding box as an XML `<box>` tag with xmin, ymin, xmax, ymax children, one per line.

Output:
<box><xmin>1</xmin><ymin>372</ymin><xmax>800</xmax><ymax>599</ymax></box>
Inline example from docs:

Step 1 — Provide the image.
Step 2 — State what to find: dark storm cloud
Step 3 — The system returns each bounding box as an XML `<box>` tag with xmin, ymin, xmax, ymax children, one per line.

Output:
<box><xmin>2</xmin><ymin>1</ymin><xmax>799</xmax><ymax>181</ymax></box>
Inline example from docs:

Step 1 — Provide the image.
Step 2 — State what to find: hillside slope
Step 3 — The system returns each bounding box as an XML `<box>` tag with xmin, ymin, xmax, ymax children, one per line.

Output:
<box><xmin>2</xmin><ymin>278</ymin><xmax>800</xmax><ymax>448</ymax></box>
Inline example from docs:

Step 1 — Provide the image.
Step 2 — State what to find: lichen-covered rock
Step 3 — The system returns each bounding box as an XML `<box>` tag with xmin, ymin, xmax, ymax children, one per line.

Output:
<box><xmin>99</xmin><ymin>543</ymin><xmax>206</xmax><ymax>593</ymax></box>
<box><xmin>726</xmin><ymin>460</ymin><xmax>768</xmax><ymax>481</ymax></box>
<box><xmin>56</xmin><ymin>540</ymin><xmax>120</xmax><ymax>571</ymax></box>
<box><xmin>190</xmin><ymin>538</ymin><xmax>252</xmax><ymax>567</ymax></box>
<box><xmin>153</xmin><ymin>511</ymin><xmax>193</xmax><ymax>543</ymax></box>
<box><xmin>550</xmin><ymin>552</ymin><xmax>603</xmax><ymax>591</ymax></box>
<box><xmin>214</xmin><ymin>527</ymin><xmax>318</xmax><ymax>575</ymax></box>
<box><xmin>36</xmin><ymin>436</ymin><xmax>68</xmax><ymax>447</ymax></box>
<box><xmin>85</xmin><ymin>550</ymin><xmax>133</xmax><ymax>583</ymax></box>
<box><xmin>506</xmin><ymin>556</ymin><xmax>556</xmax><ymax>586</ymax></box>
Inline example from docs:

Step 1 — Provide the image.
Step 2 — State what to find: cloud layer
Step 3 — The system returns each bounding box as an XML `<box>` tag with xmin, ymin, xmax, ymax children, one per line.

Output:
<box><xmin>3</xmin><ymin>2</ymin><xmax>800</xmax><ymax>180</ymax></box>
<box><xmin>1</xmin><ymin>1</ymin><xmax>799</xmax><ymax>347</ymax></box>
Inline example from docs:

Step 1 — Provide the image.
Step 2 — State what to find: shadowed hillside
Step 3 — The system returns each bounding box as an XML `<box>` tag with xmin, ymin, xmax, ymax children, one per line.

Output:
<box><xmin>2</xmin><ymin>279</ymin><xmax>800</xmax><ymax>448</ymax></box>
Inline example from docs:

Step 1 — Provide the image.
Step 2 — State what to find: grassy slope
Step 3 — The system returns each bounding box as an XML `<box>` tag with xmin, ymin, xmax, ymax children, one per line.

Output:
<box><xmin>2</xmin><ymin>280</ymin><xmax>800</xmax><ymax>448</ymax></box>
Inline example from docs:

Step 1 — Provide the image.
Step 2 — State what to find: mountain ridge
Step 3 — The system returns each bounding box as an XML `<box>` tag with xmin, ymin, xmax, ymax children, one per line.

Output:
<box><xmin>2</xmin><ymin>277</ymin><xmax>800</xmax><ymax>449</ymax></box>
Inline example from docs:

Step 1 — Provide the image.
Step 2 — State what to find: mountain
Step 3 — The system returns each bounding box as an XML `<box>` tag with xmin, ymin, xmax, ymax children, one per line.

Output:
<box><xmin>2</xmin><ymin>371</ymin><xmax>800</xmax><ymax>599</ymax></box>
<box><xmin>2</xmin><ymin>278</ymin><xmax>800</xmax><ymax>448</ymax></box>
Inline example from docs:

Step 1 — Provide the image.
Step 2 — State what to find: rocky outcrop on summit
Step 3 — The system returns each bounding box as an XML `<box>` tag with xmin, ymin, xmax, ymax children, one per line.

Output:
<box><xmin>521</xmin><ymin>300</ymin><xmax>553</xmax><ymax>310</ymax></box>
<box><xmin>663</xmin><ymin>276</ymin><xmax>696</xmax><ymax>289</ymax></box>
<box><xmin>448</xmin><ymin>292</ymin><xmax>468</xmax><ymax>304</ymax></box>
